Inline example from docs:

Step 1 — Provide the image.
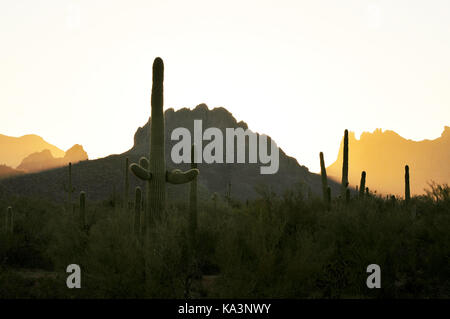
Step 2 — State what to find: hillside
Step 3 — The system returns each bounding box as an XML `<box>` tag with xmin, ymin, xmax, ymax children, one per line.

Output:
<box><xmin>0</xmin><ymin>134</ymin><xmax>65</xmax><ymax>168</ymax></box>
<box><xmin>0</xmin><ymin>105</ymin><xmax>340</xmax><ymax>202</ymax></box>
<box><xmin>327</xmin><ymin>127</ymin><xmax>450</xmax><ymax>196</ymax></box>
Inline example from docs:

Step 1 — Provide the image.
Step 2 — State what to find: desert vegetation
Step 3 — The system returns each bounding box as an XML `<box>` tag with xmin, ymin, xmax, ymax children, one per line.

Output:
<box><xmin>0</xmin><ymin>58</ymin><xmax>449</xmax><ymax>299</ymax></box>
<box><xmin>0</xmin><ymin>179</ymin><xmax>449</xmax><ymax>298</ymax></box>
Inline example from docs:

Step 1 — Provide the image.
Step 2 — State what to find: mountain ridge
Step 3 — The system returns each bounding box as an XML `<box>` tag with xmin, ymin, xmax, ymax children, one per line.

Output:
<box><xmin>327</xmin><ymin>126</ymin><xmax>450</xmax><ymax>196</ymax></box>
<box><xmin>0</xmin><ymin>104</ymin><xmax>339</xmax><ymax>202</ymax></box>
<box><xmin>16</xmin><ymin>144</ymin><xmax>88</xmax><ymax>173</ymax></box>
<box><xmin>0</xmin><ymin>133</ymin><xmax>65</xmax><ymax>168</ymax></box>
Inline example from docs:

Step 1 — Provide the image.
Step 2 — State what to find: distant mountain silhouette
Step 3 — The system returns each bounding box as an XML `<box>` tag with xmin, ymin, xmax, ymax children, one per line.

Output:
<box><xmin>16</xmin><ymin>144</ymin><xmax>88</xmax><ymax>173</ymax></box>
<box><xmin>17</xmin><ymin>149</ymin><xmax>54</xmax><ymax>172</ymax></box>
<box><xmin>0</xmin><ymin>134</ymin><xmax>65</xmax><ymax>168</ymax></box>
<box><xmin>64</xmin><ymin>144</ymin><xmax>88</xmax><ymax>163</ymax></box>
<box><xmin>0</xmin><ymin>105</ymin><xmax>340</xmax><ymax>202</ymax></box>
<box><xmin>0</xmin><ymin>164</ymin><xmax>24</xmax><ymax>179</ymax></box>
<box><xmin>327</xmin><ymin>127</ymin><xmax>450</xmax><ymax>196</ymax></box>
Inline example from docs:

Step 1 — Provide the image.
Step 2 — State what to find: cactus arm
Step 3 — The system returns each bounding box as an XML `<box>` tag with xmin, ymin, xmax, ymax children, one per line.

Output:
<box><xmin>130</xmin><ymin>163</ymin><xmax>152</xmax><ymax>181</ymax></box>
<box><xmin>166</xmin><ymin>168</ymin><xmax>199</xmax><ymax>184</ymax></box>
<box><xmin>139</xmin><ymin>157</ymin><xmax>149</xmax><ymax>169</ymax></box>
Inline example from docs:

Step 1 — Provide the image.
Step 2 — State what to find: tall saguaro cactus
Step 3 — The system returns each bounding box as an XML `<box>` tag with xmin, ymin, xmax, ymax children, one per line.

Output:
<box><xmin>326</xmin><ymin>187</ymin><xmax>331</xmax><ymax>209</ymax></box>
<box><xmin>79</xmin><ymin>191</ymin><xmax>86</xmax><ymax>230</ymax></box>
<box><xmin>319</xmin><ymin>152</ymin><xmax>328</xmax><ymax>201</ymax></box>
<box><xmin>129</xmin><ymin>57</ymin><xmax>199</xmax><ymax>227</ymax></box>
<box><xmin>134</xmin><ymin>186</ymin><xmax>142</xmax><ymax>238</ymax></box>
<box><xmin>64</xmin><ymin>162</ymin><xmax>75</xmax><ymax>205</ymax></box>
<box><xmin>341</xmin><ymin>129</ymin><xmax>349</xmax><ymax>196</ymax></box>
<box><xmin>124</xmin><ymin>157</ymin><xmax>130</xmax><ymax>210</ymax></box>
<box><xmin>405</xmin><ymin>165</ymin><xmax>410</xmax><ymax>203</ymax></box>
<box><xmin>189</xmin><ymin>144</ymin><xmax>198</xmax><ymax>244</ymax></box>
<box><xmin>359</xmin><ymin>171</ymin><xmax>366</xmax><ymax>198</ymax></box>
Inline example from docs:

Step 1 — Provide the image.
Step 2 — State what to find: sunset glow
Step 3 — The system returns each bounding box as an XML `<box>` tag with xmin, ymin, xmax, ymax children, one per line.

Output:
<box><xmin>1</xmin><ymin>0</ymin><xmax>449</xmax><ymax>172</ymax></box>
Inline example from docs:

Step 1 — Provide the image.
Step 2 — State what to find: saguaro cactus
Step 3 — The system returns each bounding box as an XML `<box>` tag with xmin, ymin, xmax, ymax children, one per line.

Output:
<box><xmin>63</xmin><ymin>162</ymin><xmax>75</xmax><ymax>205</ymax></box>
<box><xmin>79</xmin><ymin>191</ymin><xmax>86</xmax><ymax>230</ymax></box>
<box><xmin>134</xmin><ymin>186</ymin><xmax>142</xmax><ymax>237</ymax></box>
<box><xmin>124</xmin><ymin>157</ymin><xmax>130</xmax><ymax>210</ymax></box>
<box><xmin>326</xmin><ymin>187</ymin><xmax>331</xmax><ymax>209</ymax></box>
<box><xmin>6</xmin><ymin>206</ymin><xmax>13</xmax><ymax>234</ymax></box>
<box><xmin>359</xmin><ymin>171</ymin><xmax>366</xmax><ymax>198</ymax></box>
<box><xmin>319</xmin><ymin>152</ymin><xmax>328</xmax><ymax>201</ymax></box>
<box><xmin>405</xmin><ymin>165</ymin><xmax>410</xmax><ymax>203</ymax></box>
<box><xmin>129</xmin><ymin>57</ymin><xmax>199</xmax><ymax>227</ymax></box>
<box><xmin>341</xmin><ymin>129</ymin><xmax>349</xmax><ymax>196</ymax></box>
<box><xmin>189</xmin><ymin>144</ymin><xmax>198</xmax><ymax>244</ymax></box>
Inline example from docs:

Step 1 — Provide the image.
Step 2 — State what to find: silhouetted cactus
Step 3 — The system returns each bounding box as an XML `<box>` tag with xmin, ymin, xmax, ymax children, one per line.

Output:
<box><xmin>346</xmin><ymin>188</ymin><xmax>350</xmax><ymax>203</ymax></box>
<box><xmin>134</xmin><ymin>186</ymin><xmax>142</xmax><ymax>238</ymax></box>
<box><xmin>341</xmin><ymin>129</ymin><xmax>349</xmax><ymax>196</ymax></box>
<box><xmin>5</xmin><ymin>206</ymin><xmax>13</xmax><ymax>234</ymax></box>
<box><xmin>365</xmin><ymin>187</ymin><xmax>369</xmax><ymax>195</ymax></box>
<box><xmin>187</xmin><ymin>144</ymin><xmax>199</xmax><ymax>286</ymax></box>
<box><xmin>326</xmin><ymin>187</ymin><xmax>331</xmax><ymax>209</ymax></box>
<box><xmin>359</xmin><ymin>171</ymin><xmax>366</xmax><ymax>198</ymax></box>
<box><xmin>124</xmin><ymin>157</ymin><xmax>130</xmax><ymax>210</ymax></box>
<box><xmin>319</xmin><ymin>152</ymin><xmax>328</xmax><ymax>201</ymax></box>
<box><xmin>189</xmin><ymin>144</ymin><xmax>198</xmax><ymax>245</ymax></box>
<box><xmin>63</xmin><ymin>162</ymin><xmax>75</xmax><ymax>205</ymax></box>
<box><xmin>405</xmin><ymin>165</ymin><xmax>410</xmax><ymax>203</ymax></box>
<box><xmin>79</xmin><ymin>191</ymin><xmax>86</xmax><ymax>230</ymax></box>
<box><xmin>129</xmin><ymin>58</ymin><xmax>199</xmax><ymax>226</ymax></box>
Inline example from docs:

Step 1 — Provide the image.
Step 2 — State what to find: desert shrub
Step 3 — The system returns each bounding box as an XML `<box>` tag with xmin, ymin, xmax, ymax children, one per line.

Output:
<box><xmin>0</xmin><ymin>183</ymin><xmax>449</xmax><ymax>298</ymax></box>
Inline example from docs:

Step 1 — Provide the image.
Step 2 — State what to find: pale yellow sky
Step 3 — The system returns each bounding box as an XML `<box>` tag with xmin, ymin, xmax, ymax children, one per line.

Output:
<box><xmin>1</xmin><ymin>0</ymin><xmax>449</xmax><ymax>172</ymax></box>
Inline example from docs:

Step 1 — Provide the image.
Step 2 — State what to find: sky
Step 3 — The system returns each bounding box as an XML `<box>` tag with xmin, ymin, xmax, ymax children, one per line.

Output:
<box><xmin>1</xmin><ymin>0</ymin><xmax>449</xmax><ymax>172</ymax></box>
